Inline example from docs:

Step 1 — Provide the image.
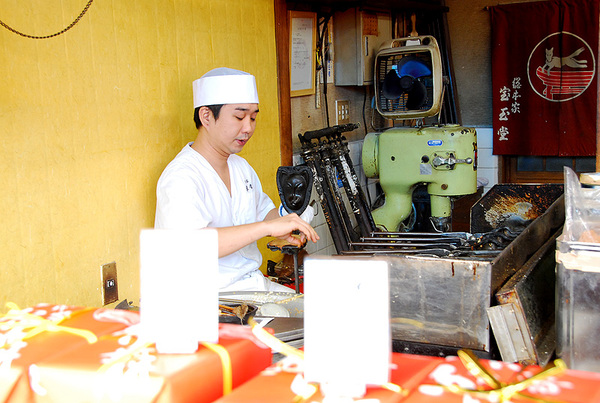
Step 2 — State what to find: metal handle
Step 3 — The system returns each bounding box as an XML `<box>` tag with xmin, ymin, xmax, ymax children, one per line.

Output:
<box><xmin>431</xmin><ymin>153</ymin><xmax>473</xmax><ymax>169</ymax></box>
<box><xmin>299</xmin><ymin>123</ymin><xmax>360</xmax><ymax>142</ymax></box>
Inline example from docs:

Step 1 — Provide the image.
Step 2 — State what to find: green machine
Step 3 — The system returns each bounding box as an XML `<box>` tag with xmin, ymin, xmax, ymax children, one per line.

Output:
<box><xmin>362</xmin><ymin>36</ymin><xmax>478</xmax><ymax>232</ymax></box>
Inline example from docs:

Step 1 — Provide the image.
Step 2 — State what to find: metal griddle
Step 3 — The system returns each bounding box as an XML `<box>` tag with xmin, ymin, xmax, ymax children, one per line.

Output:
<box><xmin>380</xmin><ymin>184</ymin><xmax>563</xmax><ymax>360</ymax></box>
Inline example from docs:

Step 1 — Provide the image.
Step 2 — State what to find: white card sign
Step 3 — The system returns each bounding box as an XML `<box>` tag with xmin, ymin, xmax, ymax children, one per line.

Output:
<box><xmin>303</xmin><ymin>256</ymin><xmax>390</xmax><ymax>399</ymax></box>
<box><xmin>140</xmin><ymin>229</ymin><xmax>219</xmax><ymax>353</ymax></box>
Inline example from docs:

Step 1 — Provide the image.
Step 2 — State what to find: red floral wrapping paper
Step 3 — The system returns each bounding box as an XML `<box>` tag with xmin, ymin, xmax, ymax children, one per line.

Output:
<box><xmin>217</xmin><ymin>351</ymin><xmax>600</xmax><ymax>403</ymax></box>
<box><xmin>216</xmin><ymin>352</ymin><xmax>444</xmax><ymax>403</ymax></box>
<box><xmin>1</xmin><ymin>304</ymin><xmax>272</xmax><ymax>403</ymax></box>
<box><xmin>1</xmin><ymin>303</ymin><xmax>136</xmax><ymax>403</ymax></box>
<box><xmin>402</xmin><ymin>354</ymin><xmax>600</xmax><ymax>403</ymax></box>
<box><xmin>30</xmin><ymin>325</ymin><xmax>272</xmax><ymax>403</ymax></box>
<box><xmin>8</xmin><ymin>303</ymin><xmax>600</xmax><ymax>403</ymax></box>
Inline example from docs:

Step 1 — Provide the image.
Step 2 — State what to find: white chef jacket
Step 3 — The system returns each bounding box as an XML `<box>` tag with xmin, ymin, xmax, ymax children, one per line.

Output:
<box><xmin>155</xmin><ymin>142</ymin><xmax>277</xmax><ymax>289</ymax></box>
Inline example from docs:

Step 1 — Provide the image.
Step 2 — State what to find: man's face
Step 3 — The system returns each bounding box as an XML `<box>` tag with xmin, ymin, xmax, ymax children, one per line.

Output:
<box><xmin>211</xmin><ymin>103</ymin><xmax>259</xmax><ymax>155</ymax></box>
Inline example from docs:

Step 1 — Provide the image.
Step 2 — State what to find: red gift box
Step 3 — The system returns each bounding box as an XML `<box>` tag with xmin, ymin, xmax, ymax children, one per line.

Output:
<box><xmin>216</xmin><ymin>349</ymin><xmax>600</xmax><ymax>403</ymax></box>
<box><xmin>215</xmin><ymin>352</ymin><xmax>444</xmax><ymax>403</ymax></box>
<box><xmin>402</xmin><ymin>353</ymin><xmax>600</xmax><ymax>403</ymax></box>
<box><xmin>1</xmin><ymin>303</ymin><xmax>137</xmax><ymax>403</ymax></box>
<box><xmin>28</xmin><ymin>323</ymin><xmax>272</xmax><ymax>403</ymax></box>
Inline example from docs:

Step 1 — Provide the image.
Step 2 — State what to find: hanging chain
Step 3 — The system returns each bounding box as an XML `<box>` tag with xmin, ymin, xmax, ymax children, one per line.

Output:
<box><xmin>0</xmin><ymin>0</ymin><xmax>94</xmax><ymax>40</ymax></box>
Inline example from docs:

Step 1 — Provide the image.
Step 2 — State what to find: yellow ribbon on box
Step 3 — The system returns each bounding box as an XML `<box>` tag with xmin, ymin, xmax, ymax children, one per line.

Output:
<box><xmin>249</xmin><ymin>319</ymin><xmax>567</xmax><ymax>403</ymax></box>
<box><xmin>202</xmin><ymin>342</ymin><xmax>233</xmax><ymax>396</ymax></box>
<box><xmin>96</xmin><ymin>339</ymin><xmax>155</xmax><ymax>374</ymax></box>
<box><xmin>2</xmin><ymin>303</ymin><xmax>236</xmax><ymax>398</ymax></box>
<box><xmin>95</xmin><ymin>338</ymin><xmax>233</xmax><ymax>396</ymax></box>
<box><xmin>442</xmin><ymin>349</ymin><xmax>568</xmax><ymax>402</ymax></box>
<box><xmin>248</xmin><ymin>318</ymin><xmax>403</xmax><ymax>403</ymax></box>
<box><xmin>249</xmin><ymin>319</ymin><xmax>315</xmax><ymax>402</ymax></box>
<box><xmin>0</xmin><ymin>302</ymin><xmax>98</xmax><ymax>349</ymax></box>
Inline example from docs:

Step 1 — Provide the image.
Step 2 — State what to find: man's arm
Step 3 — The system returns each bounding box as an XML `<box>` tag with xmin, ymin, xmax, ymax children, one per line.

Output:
<box><xmin>215</xmin><ymin>208</ymin><xmax>318</xmax><ymax>258</ymax></box>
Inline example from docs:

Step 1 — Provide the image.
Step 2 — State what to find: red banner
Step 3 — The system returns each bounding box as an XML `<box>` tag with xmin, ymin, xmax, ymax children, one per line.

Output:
<box><xmin>491</xmin><ymin>0</ymin><xmax>598</xmax><ymax>156</ymax></box>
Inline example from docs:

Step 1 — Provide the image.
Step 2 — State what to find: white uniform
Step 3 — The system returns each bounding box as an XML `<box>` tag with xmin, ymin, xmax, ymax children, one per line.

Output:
<box><xmin>155</xmin><ymin>142</ymin><xmax>292</xmax><ymax>292</ymax></box>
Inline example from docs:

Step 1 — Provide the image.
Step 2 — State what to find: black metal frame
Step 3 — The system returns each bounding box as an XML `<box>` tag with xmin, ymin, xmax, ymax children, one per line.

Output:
<box><xmin>299</xmin><ymin>123</ymin><xmax>376</xmax><ymax>253</ymax></box>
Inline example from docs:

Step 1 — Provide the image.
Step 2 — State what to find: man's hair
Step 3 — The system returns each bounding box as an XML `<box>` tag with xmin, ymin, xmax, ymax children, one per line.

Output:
<box><xmin>194</xmin><ymin>104</ymin><xmax>223</xmax><ymax>129</ymax></box>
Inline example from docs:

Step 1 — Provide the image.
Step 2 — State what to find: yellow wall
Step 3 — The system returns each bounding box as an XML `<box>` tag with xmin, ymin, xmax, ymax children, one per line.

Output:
<box><xmin>0</xmin><ymin>0</ymin><xmax>282</xmax><ymax>308</ymax></box>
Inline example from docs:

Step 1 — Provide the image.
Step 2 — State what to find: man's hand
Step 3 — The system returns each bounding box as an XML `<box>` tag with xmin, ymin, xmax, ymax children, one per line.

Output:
<box><xmin>278</xmin><ymin>204</ymin><xmax>316</xmax><ymax>225</ymax></box>
<box><xmin>265</xmin><ymin>209</ymin><xmax>319</xmax><ymax>246</ymax></box>
<box><xmin>215</xmin><ymin>207</ymin><xmax>319</xmax><ymax>258</ymax></box>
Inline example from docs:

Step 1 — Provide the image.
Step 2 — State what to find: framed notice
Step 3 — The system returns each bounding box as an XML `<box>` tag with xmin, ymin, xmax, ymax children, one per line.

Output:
<box><xmin>289</xmin><ymin>11</ymin><xmax>316</xmax><ymax>97</ymax></box>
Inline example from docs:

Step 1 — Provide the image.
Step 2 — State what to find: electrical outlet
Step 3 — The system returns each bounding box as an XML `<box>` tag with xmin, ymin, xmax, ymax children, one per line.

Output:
<box><xmin>336</xmin><ymin>100</ymin><xmax>350</xmax><ymax>125</ymax></box>
<box><xmin>101</xmin><ymin>262</ymin><xmax>118</xmax><ymax>305</ymax></box>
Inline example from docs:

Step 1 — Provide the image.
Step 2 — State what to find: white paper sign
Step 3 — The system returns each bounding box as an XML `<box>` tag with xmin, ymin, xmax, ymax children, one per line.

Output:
<box><xmin>290</xmin><ymin>16</ymin><xmax>314</xmax><ymax>92</ymax></box>
<box><xmin>303</xmin><ymin>256</ymin><xmax>390</xmax><ymax>398</ymax></box>
<box><xmin>139</xmin><ymin>229</ymin><xmax>219</xmax><ymax>353</ymax></box>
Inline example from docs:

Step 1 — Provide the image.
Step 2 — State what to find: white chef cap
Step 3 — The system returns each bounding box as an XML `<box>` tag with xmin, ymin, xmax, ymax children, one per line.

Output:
<box><xmin>193</xmin><ymin>67</ymin><xmax>259</xmax><ymax>108</ymax></box>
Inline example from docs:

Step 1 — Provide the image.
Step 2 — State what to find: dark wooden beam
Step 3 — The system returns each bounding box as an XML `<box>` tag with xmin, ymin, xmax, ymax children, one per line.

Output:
<box><xmin>286</xmin><ymin>0</ymin><xmax>448</xmax><ymax>14</ymax></box>
<box><xmin>597</xmin><ymin>9</ymin><xmax>600</xmax><ymax>171</ymax></box>
<box><xmin>275</xmin><ymin>0</ymin><xmax>293</xmax><ymax>166</ymax></box>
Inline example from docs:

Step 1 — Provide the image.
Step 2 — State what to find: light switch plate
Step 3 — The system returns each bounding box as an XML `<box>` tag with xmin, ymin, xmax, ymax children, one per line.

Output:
<box><xmin>101</xmin><ymin>262</ymin><xmax>118</xmax><ymax>305</ymax></box>
<box><xmin>336</xmin><ymin>100</ymin><xmax>350</xmax><ymax>125</ymax></box>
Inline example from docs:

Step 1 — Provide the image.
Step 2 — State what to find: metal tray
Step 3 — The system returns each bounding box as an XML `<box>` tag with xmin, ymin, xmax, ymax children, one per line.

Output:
<box><xmin>219</xmin><ymin>291</ymin><xmax>304</xmax><ymax>318</ymax></box>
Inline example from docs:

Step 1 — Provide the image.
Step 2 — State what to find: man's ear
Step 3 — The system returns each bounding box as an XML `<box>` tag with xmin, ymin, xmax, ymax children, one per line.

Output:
<box><xmin>199</xmin><ymin>106</ymin><xmax>212</xmax><ymax>127</ymax></box>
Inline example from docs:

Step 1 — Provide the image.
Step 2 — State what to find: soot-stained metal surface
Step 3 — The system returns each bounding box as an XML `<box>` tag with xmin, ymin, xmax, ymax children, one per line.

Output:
<box><xmin>470</xmin><ymin>184</ymin><xmax>564</xmax><ymax>234</ymax></box>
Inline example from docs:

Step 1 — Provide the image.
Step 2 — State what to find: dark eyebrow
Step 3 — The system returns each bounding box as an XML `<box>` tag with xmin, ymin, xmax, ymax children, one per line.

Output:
<box><xmin>234</xmin><ymin>106</ymin><xmax>259</xmax><ymax>113</ymax></box>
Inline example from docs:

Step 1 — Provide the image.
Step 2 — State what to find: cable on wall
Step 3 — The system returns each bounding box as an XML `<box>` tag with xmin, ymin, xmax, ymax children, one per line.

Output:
<box><xmin>0</xmin><ymin>0</ymin><xmax>94</xmax><ymax>39</ymax></box>
<box><xmin>316</xmin><ymin>13</ymin><xmax>332</xmax><ymax>127</ymax></box>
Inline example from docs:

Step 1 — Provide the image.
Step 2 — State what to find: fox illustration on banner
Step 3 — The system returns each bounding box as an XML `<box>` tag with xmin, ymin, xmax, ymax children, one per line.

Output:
<box><xmin>490</xmin><ymin>0</ymin><xmax>598</xmax><ymax>156</ymax></box>
<box><xmin>542</xmin><ymin>47</ymin><xmax>586</xmax><ymax>72</ymax></box>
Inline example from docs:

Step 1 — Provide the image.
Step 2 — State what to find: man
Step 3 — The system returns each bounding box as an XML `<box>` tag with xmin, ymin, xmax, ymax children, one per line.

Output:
<box><xmin>155</xmin><ymin>67</ymin><xmax>318</xmax><ymax>292</ymax></box>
